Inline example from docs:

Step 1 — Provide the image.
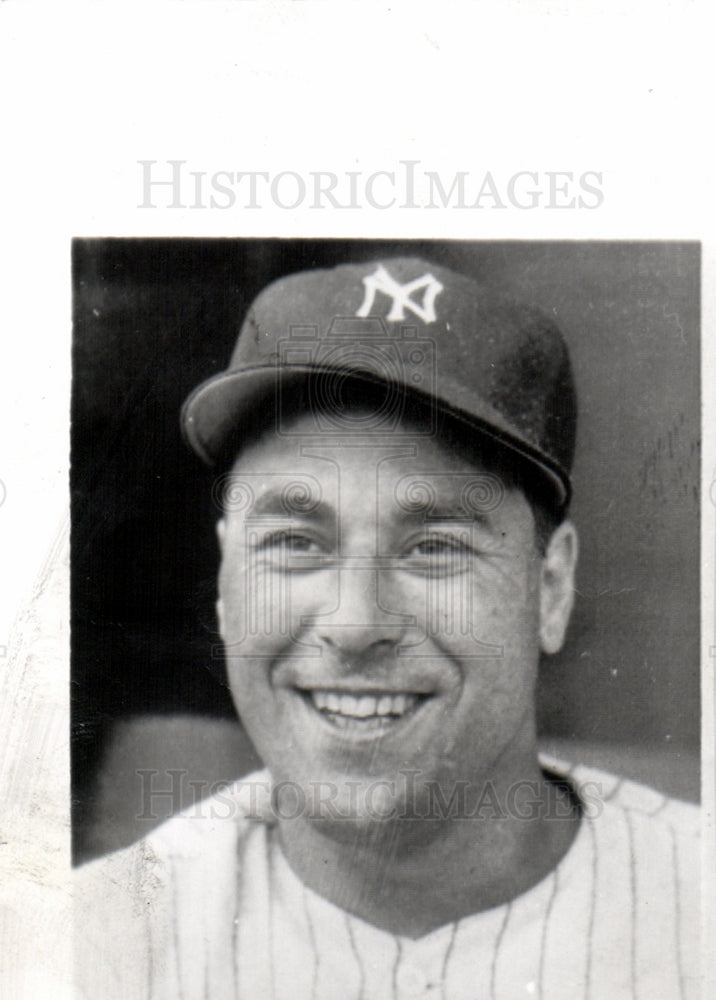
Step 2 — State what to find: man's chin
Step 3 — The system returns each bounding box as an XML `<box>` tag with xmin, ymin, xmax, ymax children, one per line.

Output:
<box><xmin>271</xmin><ymin>777</ymin><xmax>451</xmax><ymax>849</ymax></box>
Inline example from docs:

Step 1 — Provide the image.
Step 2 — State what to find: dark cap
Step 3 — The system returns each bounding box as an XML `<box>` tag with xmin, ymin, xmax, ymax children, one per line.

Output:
<box><xmin>181</xmin><ymin>258</ymin><xmax>577</xmax><ymax>510</ymax></box>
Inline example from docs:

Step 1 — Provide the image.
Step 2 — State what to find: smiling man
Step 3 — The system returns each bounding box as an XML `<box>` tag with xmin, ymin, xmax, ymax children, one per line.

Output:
<box><xmin>76</xmin><ymin>258</ymin><xmax>699</xmax><ymax>999</ymax></box>
<box><xmin>214</xmin><ymin>403</ymin><xmax>580</xmax><ymax>941</ymax></box>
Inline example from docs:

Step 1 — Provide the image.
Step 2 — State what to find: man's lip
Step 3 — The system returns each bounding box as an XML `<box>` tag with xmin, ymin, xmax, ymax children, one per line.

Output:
<box><xmin>291</xmin><ymin>686</ymin><xmax>436</xmax><ymax>731</ymax></box>
<box><xmin>293</xmin><ymin>686</ymin><xmax>437</xmax><ymax>709</ymax></box>
<box><xmin>293</xmin><ymin>686</ymin><xmax>435</xmax><ymax>696</ymax></box>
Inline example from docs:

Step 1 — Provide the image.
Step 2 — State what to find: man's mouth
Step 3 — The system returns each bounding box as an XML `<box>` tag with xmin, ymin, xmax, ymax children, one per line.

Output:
<box><xmin>298</xmin><ymin>688</ymin><xmax>429</xmax><ymax>729</ymax></box>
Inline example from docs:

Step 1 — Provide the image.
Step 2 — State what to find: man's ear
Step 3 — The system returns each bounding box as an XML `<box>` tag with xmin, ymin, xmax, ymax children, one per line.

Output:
<box><xmin>539</xmin><ymin>520</ymin><xmax>578</xmax><ymax>655</ymax></box>
<box><xmin>215</xmin><ymin>518</ymin><xmax>226</xmax><ymax>637</ymax></box>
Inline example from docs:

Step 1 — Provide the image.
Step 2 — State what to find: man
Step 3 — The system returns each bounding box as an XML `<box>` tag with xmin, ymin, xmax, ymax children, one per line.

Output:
<box><xmin>76</xmin><ymin>258</ymin><xmax>699</xmax><ymax>999</ymax></box>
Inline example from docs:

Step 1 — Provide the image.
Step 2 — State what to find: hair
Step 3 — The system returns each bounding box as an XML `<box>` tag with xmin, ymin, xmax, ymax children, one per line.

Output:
<box><xmin>217</xmin><ymin>374</ymin><xmax>565</xmax><ymax>554</ymax></box>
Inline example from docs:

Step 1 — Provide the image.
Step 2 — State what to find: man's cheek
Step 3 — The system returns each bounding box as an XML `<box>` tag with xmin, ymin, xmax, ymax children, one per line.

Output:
<box><xmin>219</xmin><ymin>557</ymin><xmax>259</xmax><ymax>624</ymax></box>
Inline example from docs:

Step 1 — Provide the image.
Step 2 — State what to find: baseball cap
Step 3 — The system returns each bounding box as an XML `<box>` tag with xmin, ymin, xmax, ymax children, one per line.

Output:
<box><xmin>181</xmin><ymin>257</ymin><xmax>577</xmax><ymax>511</ymax></box>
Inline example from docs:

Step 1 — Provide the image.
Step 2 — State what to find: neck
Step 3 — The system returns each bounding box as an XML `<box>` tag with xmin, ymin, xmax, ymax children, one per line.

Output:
<box><xmin>275</xmin><ymin>757</ymin><xmax>581</xmax><ymax>939</ymax></box>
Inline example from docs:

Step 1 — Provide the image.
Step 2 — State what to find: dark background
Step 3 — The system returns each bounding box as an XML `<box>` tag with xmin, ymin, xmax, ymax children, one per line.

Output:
<box><xmin>71</xmin><ymin>239</ymin><xmax>700</xmax><ymax>855</ymax></box>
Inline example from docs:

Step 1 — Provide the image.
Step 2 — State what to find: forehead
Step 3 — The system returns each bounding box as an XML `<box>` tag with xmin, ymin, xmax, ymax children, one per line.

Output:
<box><xmin>225</xmin><ymin>408</ymin><xmax>523</xmax><ymax>521</ymax></box>
<box><xmin>231</xmin><ymin>407</ymin><xmax>495</xmax><ymax>475</ymax></box>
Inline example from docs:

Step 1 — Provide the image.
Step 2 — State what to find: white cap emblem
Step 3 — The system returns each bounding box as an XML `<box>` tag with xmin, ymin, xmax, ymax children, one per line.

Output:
<box><xmin>356</xmin><ymin>265</ymin><xmax>443</xmax><ymax>324</ymax></box>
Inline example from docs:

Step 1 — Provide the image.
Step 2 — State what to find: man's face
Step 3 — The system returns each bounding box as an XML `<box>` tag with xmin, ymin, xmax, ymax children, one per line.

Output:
<box><xmin>217</xmin><ymin>409</ymin><xmax>572</xmax><ymax>837</ymax></box>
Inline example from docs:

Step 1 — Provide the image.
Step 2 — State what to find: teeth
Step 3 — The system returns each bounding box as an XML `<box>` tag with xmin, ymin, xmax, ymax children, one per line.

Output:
<box><xmin>376</xmin><ymin>695</ymin><xmax>392</xmax><ymax>715</ymax></box>
<box><xmin>309</xmin><ymin>690</ymin><xmax>418</xmax><ymax>719</ymax></box>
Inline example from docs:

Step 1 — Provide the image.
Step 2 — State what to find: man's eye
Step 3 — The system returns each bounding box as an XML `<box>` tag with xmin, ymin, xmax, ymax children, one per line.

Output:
<box><xmin>407</xmin><ymin>535</ymin><xmax>471</xmax><ymax>559</ymax></box>
<box><xmin>258</xmin><ymin>531</ymin><xmax>323</xmax><ymax>555</ymax></box>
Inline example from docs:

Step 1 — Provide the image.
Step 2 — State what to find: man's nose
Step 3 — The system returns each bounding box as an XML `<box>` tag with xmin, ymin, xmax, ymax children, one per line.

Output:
<box><xmin>306</xmin><ymin>560</ymin><xmax>412</xmax><ymax>659</ymax></box>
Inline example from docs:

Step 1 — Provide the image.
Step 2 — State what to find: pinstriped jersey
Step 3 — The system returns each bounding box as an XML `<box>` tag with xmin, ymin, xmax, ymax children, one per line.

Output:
<box><xmin>75</xmin><ymin>758</ymin><xmax>700</xmax><ymax>1000</ymax></box>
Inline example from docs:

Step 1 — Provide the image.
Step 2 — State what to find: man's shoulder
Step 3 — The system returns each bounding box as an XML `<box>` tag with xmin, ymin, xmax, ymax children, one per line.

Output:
<box><xmin>147</xmin><ymin>768</ymin><xmax>275</xmax><ymax>854</ymax></box>
<box><xmin>540</xmin><ymin>751</ymin><xmax>700</xmax><ymax>926</ymax></box>
<box><xmin>76</xmin><ymin>769</ymin><xmax>274</xmax><ymax>892</ymax></box>
<box><xmin>547</xmin><ymin>754</ymin><xmax>699</xmax><ymax>832</ymax></box>
<box><xmin>74</xmin><ymin>771</ymin><xmax>275</xmax><ymax>999</ymax></box>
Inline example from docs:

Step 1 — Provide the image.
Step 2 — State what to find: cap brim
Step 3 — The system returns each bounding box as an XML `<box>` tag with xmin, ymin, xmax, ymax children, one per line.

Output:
<box><xmin>181</xmin><ymin>365</ymin><xmax>570</xmax><ymax>510</ymax></box>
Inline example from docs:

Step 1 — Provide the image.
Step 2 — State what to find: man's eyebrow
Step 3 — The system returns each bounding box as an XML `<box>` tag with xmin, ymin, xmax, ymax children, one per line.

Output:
<box><xmin>429</xmin><ymin>502</ymin><xmax>491</xmax><ymax>524</ymax></box>
<box><xmin>245</xmin><ymin>490</ymin><xmax>335</xmax><ymax>520</ymax></box>
<box><xmin>393</xmin><ymin>495</ymin><xmax>493</xmax><ymax>528</ymax></box>
<box><xmin>418</xmin><ymin>504</ymin><xmax>492</xmax><ymax>527</ymax></box>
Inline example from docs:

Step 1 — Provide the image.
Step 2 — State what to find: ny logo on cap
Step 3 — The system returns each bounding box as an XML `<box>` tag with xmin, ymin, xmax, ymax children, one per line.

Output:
<box><xmin>356</xmin><ymin>265</ymin><xmax>444</xmax><ymax>324</ymax></box>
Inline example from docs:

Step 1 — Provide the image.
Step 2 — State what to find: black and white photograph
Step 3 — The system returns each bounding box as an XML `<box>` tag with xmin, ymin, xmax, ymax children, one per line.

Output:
<box><xmin>0</xmin><ymin>5</ymin><xmax>712</xmax><ymax>999</ymax></box>
<box><xmin>72</xmin><ymin>239</ymin><xmax>700</xmax><ymax>998</ymax></box>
